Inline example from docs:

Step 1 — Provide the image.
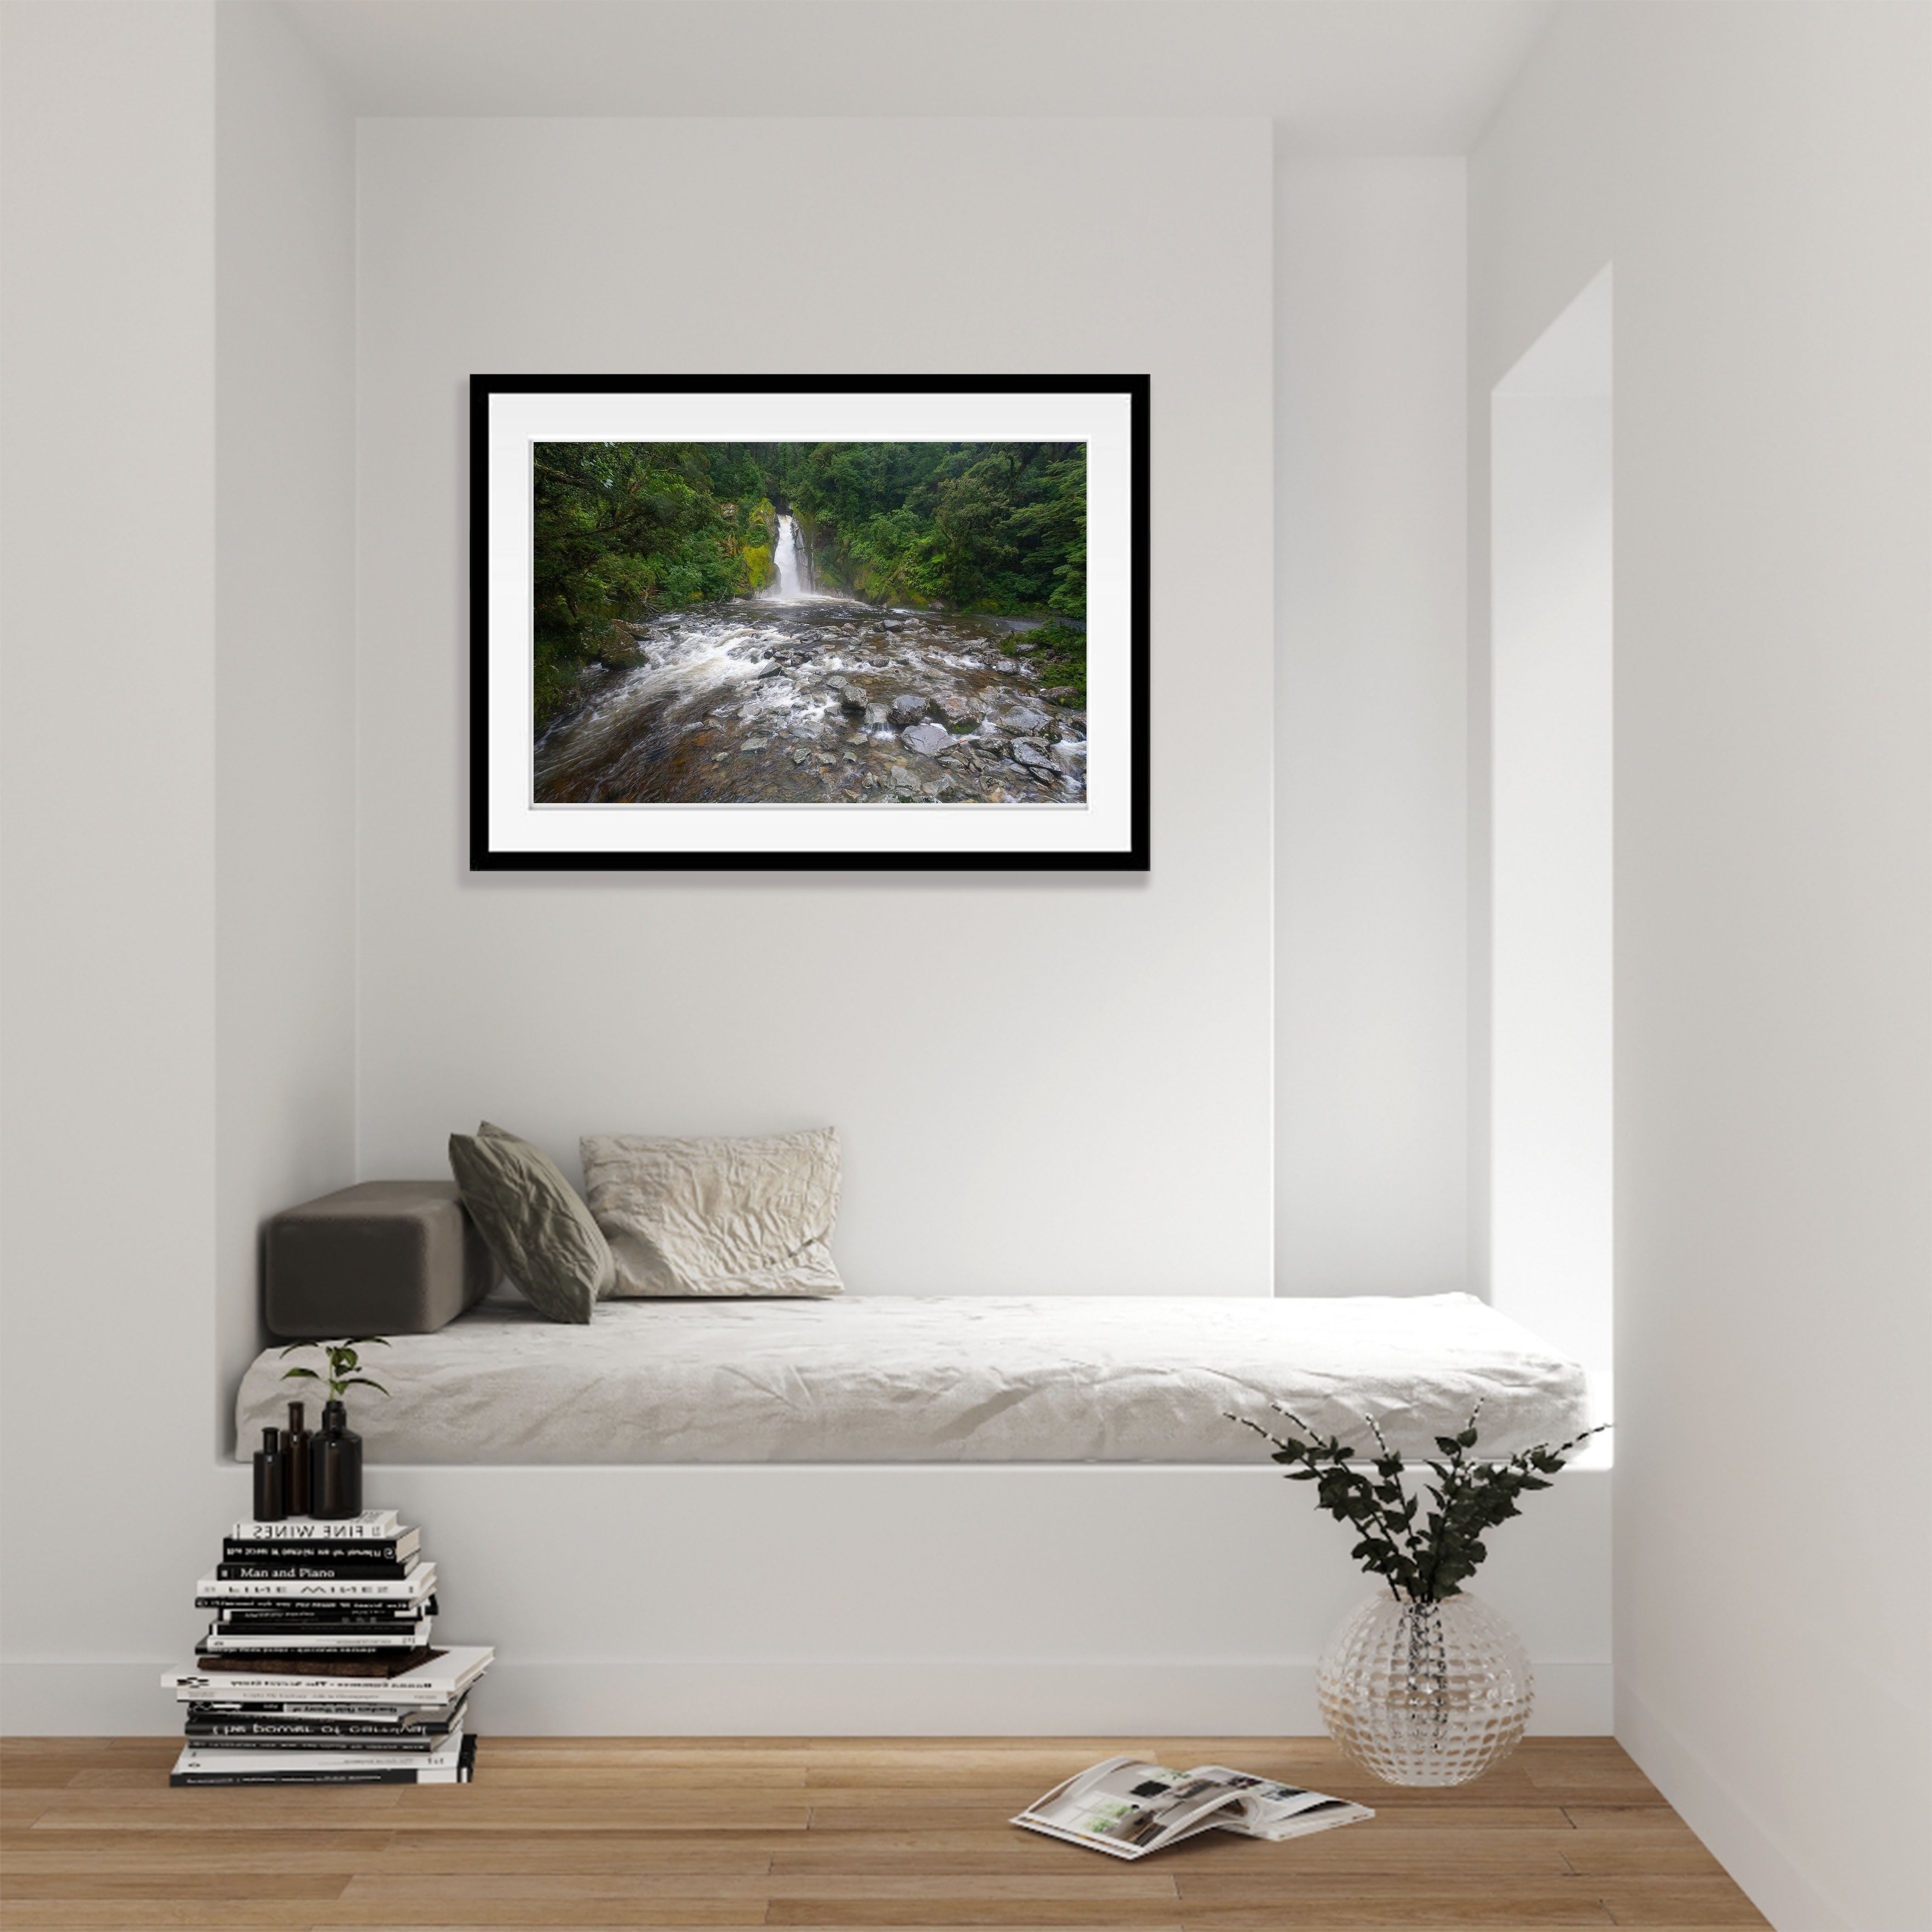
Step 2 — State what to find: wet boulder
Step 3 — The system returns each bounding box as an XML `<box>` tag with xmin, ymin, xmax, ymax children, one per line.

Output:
<box><xmin>901</xmin><ymin>721</ymin><xmax>950</xmax><ymax>757</ymax></box>
<box><xmin>1002</xmin><ymin>706</ymin><xmax>1052</xmax><ymax>736</ymax></box>
<box><xmin>1011</xmin><ymin>740</ymin><xmax>1058</xmax><ymax>776</ymax></box>
<box><xmin>889</xmin><ymin>693</ymin><xmax>930</xmax><ymax>727</ymax></box>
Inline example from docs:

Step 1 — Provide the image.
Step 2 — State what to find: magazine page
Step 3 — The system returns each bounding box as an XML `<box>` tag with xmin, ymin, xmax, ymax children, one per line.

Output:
<box><xmin>1187</xmin><ymin>1766</ymin><xmax>1376</xmax><ymax>1841</ymax></box>
<box><xmin>1011</xmin><ymin>1757</ymin><xmax>1264</xmax><ymax>1860</ymax></box>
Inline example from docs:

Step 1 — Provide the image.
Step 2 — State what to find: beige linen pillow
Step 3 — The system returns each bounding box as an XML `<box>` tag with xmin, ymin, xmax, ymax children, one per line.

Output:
<box><xmin>447</xmin><ymin>1121</ymin><xmax>615</xmax><ymax>1324</ymax></box>
<box><xmin>580</xmin><ymin>1127</ymin><xmax>845</xmax><ymax>1298</ymax></box>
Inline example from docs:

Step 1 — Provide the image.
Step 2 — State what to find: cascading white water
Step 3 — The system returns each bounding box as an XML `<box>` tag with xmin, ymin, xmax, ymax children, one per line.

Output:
<box><xmin>534</xmin><ymin>594</ymin><xmax>1086</xmax><ymax>807</ymax></box>
<box><xmin>772</xmin><ymin>513</ymin><xmax>807</xmax><ymax>598</ymax></box>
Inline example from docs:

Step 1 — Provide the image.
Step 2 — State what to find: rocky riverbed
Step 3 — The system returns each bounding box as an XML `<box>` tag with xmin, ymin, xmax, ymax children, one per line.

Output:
<box><xmin>534</xmin><ymin>595</ymin><xmax>1086</xmax><ymax>806</ymax></box>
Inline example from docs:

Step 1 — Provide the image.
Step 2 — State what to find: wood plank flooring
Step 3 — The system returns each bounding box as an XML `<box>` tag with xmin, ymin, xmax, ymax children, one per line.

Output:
<box><xmin>0</xmin><ymin>1736</ymin><xmax>1769</xmax><ymax>1929</ymax></box>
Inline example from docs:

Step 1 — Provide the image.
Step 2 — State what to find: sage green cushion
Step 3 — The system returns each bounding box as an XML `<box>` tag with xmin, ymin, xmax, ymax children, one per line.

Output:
<box><xmin>447</xmin><ymin>1121</ymin><xmax>615</xmax><ymax>1325</ymax></box>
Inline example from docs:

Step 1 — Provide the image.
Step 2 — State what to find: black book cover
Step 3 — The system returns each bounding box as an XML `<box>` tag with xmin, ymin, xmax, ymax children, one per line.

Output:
<box><xmin>211</xmin><ymin>1599</ymin><xmax>438</xmax><ymax>1622</ymax></box>
<box><xmin>213</xmin><ymin>1618</ymin><xmax>434</xmax><ymax>1639</ymax></box>
<box><xmin>181</xmin><ymin>1726</ymin><xmax>447</xmax><ymax>1750</ymax></box>
<box><xmin>185</xmin><ymin>1702</ymin><xmax>465</xmax><ymax>1744</ymax></box>
<box><xmin>190</xmin><ymin>1647</ymin><xmax>443</xmax><ymax>1677</ymax></box>
<box><xmin>199</xmin><ymin>1642</ymin><xmax>428</xmax><ymax>1659</ymax></box>
<box><xmin>186</xmin><ymin>1699</ymin><xmax>457</xmax><ymax>1727</ymax></box>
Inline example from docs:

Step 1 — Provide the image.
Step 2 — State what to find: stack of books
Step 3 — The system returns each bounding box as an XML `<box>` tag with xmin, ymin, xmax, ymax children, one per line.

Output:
<box><xmin>161</xmin><ymin>1508</ymin><xmax>493</xmax><ymax>1786</ymax></box>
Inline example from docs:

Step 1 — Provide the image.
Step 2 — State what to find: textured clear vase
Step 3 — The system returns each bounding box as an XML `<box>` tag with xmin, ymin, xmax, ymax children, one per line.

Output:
<box><xmin>1317</xmin><ymin>1590</ymin><xmax>1534</xmax><ymax>1786</ymax></box>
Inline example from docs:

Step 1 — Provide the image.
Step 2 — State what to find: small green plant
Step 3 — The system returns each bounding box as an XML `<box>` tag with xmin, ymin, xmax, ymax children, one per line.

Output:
<box><xmin>281</xmin><ymin>1336</ymin><xmax>391</xmax><ymax>1405</ymax></box>
<box><xmin>1229</xmin><ymin>1400</ymin><xmax>1606</xmax><ymax>1604</ymax></box>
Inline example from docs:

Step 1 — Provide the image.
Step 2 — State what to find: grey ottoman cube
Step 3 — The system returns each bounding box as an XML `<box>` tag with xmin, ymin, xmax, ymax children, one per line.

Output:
<box><xmin>265</xmin><ymin>1180</ymin><xmax>494</xmax><ymax>1338</ymax></box>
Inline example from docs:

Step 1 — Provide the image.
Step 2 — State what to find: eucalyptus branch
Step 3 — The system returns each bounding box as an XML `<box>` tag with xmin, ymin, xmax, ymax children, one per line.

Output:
<box><xmin>1230</xmin><ymin>1399</ymin><xmax>1609</xmax><ymax>1603</ymax></box>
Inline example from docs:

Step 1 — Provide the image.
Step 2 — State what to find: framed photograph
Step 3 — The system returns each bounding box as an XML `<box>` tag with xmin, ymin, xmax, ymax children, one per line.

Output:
<box><xmin>470</xmin><ymin>374</ymin><xmax>1148</xmax><ymax>871</ymax></box>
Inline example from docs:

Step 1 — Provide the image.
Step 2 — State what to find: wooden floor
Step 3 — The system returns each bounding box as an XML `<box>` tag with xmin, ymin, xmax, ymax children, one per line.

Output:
<box><xmin>0</xmin><ymin>1735</ymin><xmax>1768</xmax><ymax>1929</ymax></box>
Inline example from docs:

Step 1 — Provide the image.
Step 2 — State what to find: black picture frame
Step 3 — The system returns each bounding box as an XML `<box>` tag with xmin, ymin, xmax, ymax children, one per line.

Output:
<box><xmin>470</xmin><ymin>374</ymin><xmax>1149</xmax><ymax>871</ymax></box>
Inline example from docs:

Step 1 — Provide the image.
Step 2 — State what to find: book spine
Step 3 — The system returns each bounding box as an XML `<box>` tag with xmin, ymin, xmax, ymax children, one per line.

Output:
<box><xmin>213</xmin><ymin>1593</ymin><xmax>433</xmax><ymax>1610</ymax></box>
<box><xmin>176</xmin><ymin>1688</ymin><xmax>457</xmax><ymax>1705</ymax></box>
<box><xmin>182</xmin><ymin>1732</ymin><xmax>446</xmax><ymax>1749</ymax></box>
<box><xmin>170</xmin><ymin>1765</ymin><xmax>424</xmax><ymax>1786</ymax></box>
<box><xmin>187</xmin><ymin>1699</ymin><xmax>464</xmax><ymax>1730</ymax></box>
<box><xmin>216</xmin><ymin>1561</ymin><xmax>414</xmax><ymax>1581</ymax></box>
<box><xmin>198</xmin><ymin>1576</ymin><xmax>430</xmax><ymax>1600</ymax></box>
<box><xmin>213</xmin><ymin>1599</ymin><xmax>437</xmax><ymax>1615</ymax></box>
<box><xmin>172</xmin><ymin>1738</ymin><xmax>473</xmax><ymax>1783</ymax></box>
<box><xmin>224</xmin><ymin>1540</ymin><xmax>409</xmax><ymax>1563</ymax></box>
<box><xmin>179</xmin><ymin>1736</ymin><xmax>446</xmax><ymax>1749</ymax></box>
<box><xmin>214</xmin><ymin>1622</ymin><xmax>433</xmax><ymax>1639</ymax></box>
<box><xmin>227</xmin><ymin>1513</ymin><xmax>397</xmax><ymax>1541</ymax></box>
<box><xmin>200</xmin><ymin>1639</ymin><xmax>430</xmax><ymax>1654</ymax></box>
<box><xmin>199</xmin><ymin>1638</ymin><xmax>431</xmax><ymax>1659</ymax></box>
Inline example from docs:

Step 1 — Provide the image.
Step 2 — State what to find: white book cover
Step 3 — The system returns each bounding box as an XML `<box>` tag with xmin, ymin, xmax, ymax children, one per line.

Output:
<box><xmin>227</xmin><ymin>1511</ymin><xmax>401</xmax><ymax>1541</ymax></box>
<box><xmin>199</xmin><ymin>1623</ymin><xmax>431</xmax><ymax>1651</ymax></box>
<box><xmin>178</xmin><ymin>1730</ymin><xmax>466</xmax><ymax>1777</ymax></box>
<box><xmin>165</xmin><ymin>1645</ymin><xmax>494</xmax><ymax>1705</ymax></box>
<box><xmin>196</xmin><ymin>1566</ymin><xmax>435</xmax><ymax>1601</ymax></box>
<box><xmin>184</xmin><ymin>1699</ymin><xmax>457</xmax><ymax>1724</ymax></box>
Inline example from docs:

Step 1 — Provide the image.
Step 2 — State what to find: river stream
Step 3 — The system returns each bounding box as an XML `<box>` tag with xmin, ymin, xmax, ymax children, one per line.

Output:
<box><xmin>535</xmin><ymin>520</ymin><xmax>1086</xmax><ymax>807</ymax></box>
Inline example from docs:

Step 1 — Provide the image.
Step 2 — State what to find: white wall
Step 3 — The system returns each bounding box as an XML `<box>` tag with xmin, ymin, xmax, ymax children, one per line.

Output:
<box><xmin>1</xmin><ymin>0</ymin><xmax>362</xmax><ymax>1722</ymax></box>
<box><xmin>367</xmin><ymin>1460</ymin><xmax>1608</xmax><ymax>1738</ymax></box>
<box><xmin>1489</xmin><ymin>269</ymin><xmax>1613</xmax><ymax>1380</ymax></box>
<box><xmin>215</xmin><ymin>0</ymin><xmax>359</xmax><ymax>1438</ymax></box>
<box><xmin>1275</xmin><ymin>157</ymin><xmax>1472</xmax><ymax>1298</ymax></box>
<box><xmin>353</xmin><ymin>117</ymin><xmax>1278</xmax><ymax>1298</ymax></box>
<box><xmin>1473</xmin><ymin>6</ymin><xmax>1932</xmax><ymax>1927</ymax></box>
<box><xmin>0</xmin><ymin>0</ymin><xmax>225</xmax><ymax>1715</ymax></box>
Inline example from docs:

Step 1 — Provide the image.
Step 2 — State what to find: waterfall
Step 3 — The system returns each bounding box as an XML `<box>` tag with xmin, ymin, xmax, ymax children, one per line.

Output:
<box><xmin>772</xmin><ymin>513</ymin><xmax>809</xmax><ymax>599</ymax></box>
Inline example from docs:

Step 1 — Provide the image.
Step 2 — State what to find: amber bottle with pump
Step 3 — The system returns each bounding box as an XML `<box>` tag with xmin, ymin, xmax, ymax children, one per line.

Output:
<box><xmin>251</xmin><ymin>1427</ymin><xmax>285</xmax><ymax>1519</ymax></box>
<box><xmin>310</xmin><ymin>1399</ymin><xmax>363</xmax><ymax>1518</ymax></box>
<box><xmin>283</xmin><ymin>1401</ymin><xmax>311</xmax><ymax>1517</ymax></box>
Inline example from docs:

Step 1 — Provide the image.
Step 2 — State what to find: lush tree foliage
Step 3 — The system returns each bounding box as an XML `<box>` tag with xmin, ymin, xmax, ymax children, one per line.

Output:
<box><xmin>528</xmin><ymin>440</ymin><xmax>1087</xmax><ymax>729</ymax></box>
<box><xmin>759</xmin><ymin>441</ymin><xmax>1087</xmax><ymax>615</ymax></box>
<box><xmin>1006</xmin><ymin>619</ymin><xmax>1089</xmax><ymax>708</ymax></box>
<box><xmin>530</xmin><ymin>442</ymin><xmax>774</xmax><ymax>727</ymax></box>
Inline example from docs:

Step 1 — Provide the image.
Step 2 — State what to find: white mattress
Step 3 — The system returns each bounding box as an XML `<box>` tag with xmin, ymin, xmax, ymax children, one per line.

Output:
<box><xmin>236</xmin><ymin>1293</ymin><xmax>1590</xmax><ymax>1466</ymax></box>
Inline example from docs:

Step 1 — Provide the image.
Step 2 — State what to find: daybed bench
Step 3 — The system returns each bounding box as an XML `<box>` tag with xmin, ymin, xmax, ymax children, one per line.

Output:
<box><xmin>236</xmin><ymin>1288</ymin><xmax>1589</xmax><ymax>1465</ymax></box>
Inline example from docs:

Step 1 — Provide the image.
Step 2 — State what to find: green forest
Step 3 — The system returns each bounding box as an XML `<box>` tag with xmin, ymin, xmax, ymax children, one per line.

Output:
<box><xmin>529</xmin><ymin>441</ymin><xmax>1087</xmax><ymax>728</ymax></box>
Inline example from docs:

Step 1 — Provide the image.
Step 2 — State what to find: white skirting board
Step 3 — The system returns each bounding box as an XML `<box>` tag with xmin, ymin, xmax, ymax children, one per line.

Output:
<box><xmin>6</xmin><ymin>1656</ymin><xmax>1614</xmax><ymax>1741</ymax></box>
<box><xmin>1</xmin><ymin>1463</ymin><xmax>1610</xmax><ymax>1736</ymax></box>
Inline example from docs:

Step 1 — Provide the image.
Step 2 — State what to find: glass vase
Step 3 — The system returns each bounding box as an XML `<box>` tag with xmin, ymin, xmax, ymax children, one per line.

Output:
<box><xmin>1317</xmin><ymin>1590</ymin><xmax>1533</xmax><ymax>1786</ymax></box>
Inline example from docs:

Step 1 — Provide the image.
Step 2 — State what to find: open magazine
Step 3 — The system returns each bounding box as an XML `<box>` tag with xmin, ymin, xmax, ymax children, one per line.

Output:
<box><xmin>1013</xmin><ymin>1756</ymin><xmax>1374</xmax><ymax>1860</ymax></box>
